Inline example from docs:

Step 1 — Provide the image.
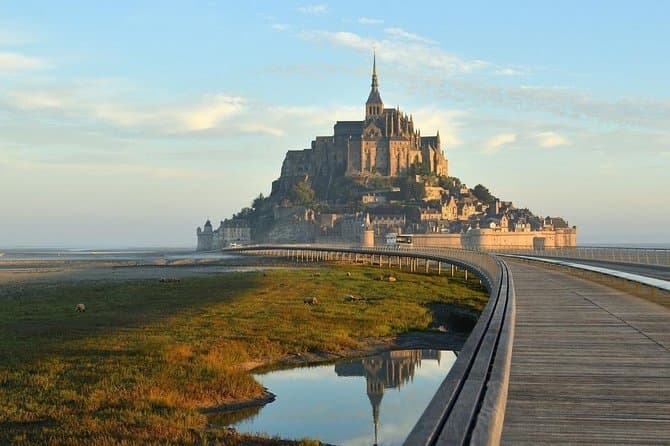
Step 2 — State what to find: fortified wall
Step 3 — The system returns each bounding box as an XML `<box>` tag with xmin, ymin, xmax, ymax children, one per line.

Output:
<box><xmin>411</xmin><ymin>227</ymin><xmax>577</xmax><ymax>250</ymax></box>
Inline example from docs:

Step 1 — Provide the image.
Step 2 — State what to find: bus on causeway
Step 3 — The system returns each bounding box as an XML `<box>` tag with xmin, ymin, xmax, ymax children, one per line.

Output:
<box><xmin>385</xmin><ymin>233</ymin><xmax>413</xmax><ymax>247</ymax></box>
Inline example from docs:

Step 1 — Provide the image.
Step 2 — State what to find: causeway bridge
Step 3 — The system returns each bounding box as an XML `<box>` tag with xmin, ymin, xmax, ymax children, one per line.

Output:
<box><xmin>228</xmin><ymin>244</ymin><xmax>670</xmax><ymax>445</ymax></box>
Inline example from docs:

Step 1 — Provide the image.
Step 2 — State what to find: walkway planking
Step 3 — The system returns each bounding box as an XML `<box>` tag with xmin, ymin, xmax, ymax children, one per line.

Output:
<box><xmin>501</xmin><ymin>260</ymin><xmax>670</xmax><ymax>445</ymax></box>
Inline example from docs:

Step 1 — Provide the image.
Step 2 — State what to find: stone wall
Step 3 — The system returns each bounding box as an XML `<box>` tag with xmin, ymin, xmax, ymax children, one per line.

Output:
<box><xmin>410</xmin><ymin>227</ymin><xmax>577</xmax><ymax>250</ymax></box>
<box><xmin>464</xmin><ymin>228</ymin><xmax>577</xmax><ymax>250</ymax></box>
<box><xmin>411</xmin><ymin>233</ymin><xmax>463</xmax><ymax>248</ymax></box>
<box><xmin>261</xmin><ymin>220</ymin><xmax>317</xmax><ymax>243</ymax></box>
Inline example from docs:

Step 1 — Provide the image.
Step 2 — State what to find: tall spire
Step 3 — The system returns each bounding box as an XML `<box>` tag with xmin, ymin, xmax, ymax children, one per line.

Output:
<box><xmin>371</xmin><ymin>49</ymin><xmax>378</xmax><ymax>89</ymax></box>
<box><xmin>365</xmin><ymin>49</ymin><xmax>383</xmax><ymax>118</ymax></box>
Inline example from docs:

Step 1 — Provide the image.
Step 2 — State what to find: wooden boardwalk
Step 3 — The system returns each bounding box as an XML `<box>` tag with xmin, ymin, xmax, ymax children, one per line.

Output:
<box><xmin>501</xmin><ymin>260</ymin><xmax>670</xmax><ymax>445</ymax></box>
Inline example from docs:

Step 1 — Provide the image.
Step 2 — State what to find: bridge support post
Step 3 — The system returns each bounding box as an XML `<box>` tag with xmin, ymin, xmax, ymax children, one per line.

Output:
<box><xmin>438</xmin><ymin>262</ymin><xmax>441</xmax><ymax>275</ymax></box>
<box><xmin>425</xmin><ymin>259</ymin><xmax>430</xmax><ymax>273</ymax></box>
<box><xmin>465</xmin><ymin>269</ymin><xmax>468</xmax><ymax>281</ymax></box>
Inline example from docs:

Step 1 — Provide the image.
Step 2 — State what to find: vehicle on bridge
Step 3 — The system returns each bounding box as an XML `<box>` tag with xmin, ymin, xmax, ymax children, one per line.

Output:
<box><xmin>385</xmin><ymin>233</ymin><xmax>413</xmax><ymax>248</ymax></box>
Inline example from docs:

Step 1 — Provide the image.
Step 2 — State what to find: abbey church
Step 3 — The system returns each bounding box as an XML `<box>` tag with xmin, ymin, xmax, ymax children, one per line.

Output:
<box><xmin>196</xmin><ymin>54</ymin><xmax>576</xmax><ymax>250</ymax></box>
<box><xmin>276</xmin><ymin>54</ymin><xmax>448</xmax><ymax>182</ymax></box>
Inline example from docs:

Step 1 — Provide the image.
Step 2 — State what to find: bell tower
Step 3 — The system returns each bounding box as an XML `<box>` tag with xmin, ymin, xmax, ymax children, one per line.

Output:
<box><xmin>365</xmin><ymin>51</ymin><xmax>384</xmax><ymax>119</ymax></box>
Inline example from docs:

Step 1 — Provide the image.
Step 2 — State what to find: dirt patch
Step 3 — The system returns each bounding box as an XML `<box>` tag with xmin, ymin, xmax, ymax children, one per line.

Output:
<box><xmin>200</xmin><ymin>391</ymin><xmax>277</xmax><ymax>415</ymax></box>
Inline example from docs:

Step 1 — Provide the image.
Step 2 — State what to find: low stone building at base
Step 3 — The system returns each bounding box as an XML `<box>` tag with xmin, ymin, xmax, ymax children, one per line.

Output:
<box><xmin>196</xmin><ymin>218</ymin><xmax>251</xmax><ymax>251</ymax></box>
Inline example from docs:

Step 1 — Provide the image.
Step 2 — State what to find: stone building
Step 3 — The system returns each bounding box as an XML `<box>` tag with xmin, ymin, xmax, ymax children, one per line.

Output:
<box><xmin>196</xmin><ymin>218</ymin><xmax>251</xmax><ymax>251</ymax></box>
<box><xmin>441</xmin><ymin>196</ymin><xmax>458</xmax><ymax>220</ymax></box>
<box><xmin>196</xmin><ymin>220</ymin><xmax>214</xmax><ymax>251</ymax></box>
<box><xmin>423</xmin><ymin>186</ymin><xmax>448</xmax><ymax>202</ymax></box>
<box><xmin>419</xmin><ymin>207</ymin><xmax>442</xmax><ymax>222</ymax></box>
<box><xmin>221</xmin><ymin>219</ymin><xmax>251</xmax><ymax>245</ymax></box>
<box><xmin>371</xmin><ymin>213</ymin><xmax>406</xmax><ymax>236</ymax></box>
<box><xmin>273</xmin><ymin>53</ymin><xmax>447</xmax><ymax>196</ymax></box>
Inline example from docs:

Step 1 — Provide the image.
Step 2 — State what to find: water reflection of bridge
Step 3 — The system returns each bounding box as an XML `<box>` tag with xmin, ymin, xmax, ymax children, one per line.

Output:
<box><xmin>335</xmin><ymin>349</ymin><xmax>442</xmax><ymax>445</ymax></box>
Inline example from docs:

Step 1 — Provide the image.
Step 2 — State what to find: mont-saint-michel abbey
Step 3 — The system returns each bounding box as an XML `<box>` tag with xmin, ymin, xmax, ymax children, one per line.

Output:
<box><xmin>280</xmin><ymin>55</ymin><xmax>448</xmax><ymax>180</ymax></box>
<box><xmin>197</xmin><ymin>56</ymin><xmax>576</xmax><ymax>251</ymax></box>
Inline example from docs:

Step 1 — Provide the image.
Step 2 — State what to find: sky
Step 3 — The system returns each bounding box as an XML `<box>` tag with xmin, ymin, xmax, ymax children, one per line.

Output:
<box><xmin>1</xmin><ymin>1</ymin><xmax>669</xmax><ymax>248</ymax></box>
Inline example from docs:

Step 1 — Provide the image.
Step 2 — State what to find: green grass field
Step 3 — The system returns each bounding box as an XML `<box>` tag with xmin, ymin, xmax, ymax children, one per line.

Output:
<box><xmin>0</xmin><ymin>264</ymin><xmax>487</xmax><ymax>445</ymax></box>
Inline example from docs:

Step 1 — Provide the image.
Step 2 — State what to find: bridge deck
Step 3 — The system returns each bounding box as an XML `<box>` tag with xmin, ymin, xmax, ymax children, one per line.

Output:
<box><xmin>501</xmin><ymin>260</ymin><xmax>670</xmax><ymax>444</ymax></box>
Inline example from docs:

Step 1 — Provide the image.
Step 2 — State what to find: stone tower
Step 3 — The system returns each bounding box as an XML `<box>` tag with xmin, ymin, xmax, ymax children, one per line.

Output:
<box><xmin>196</xmin><ymin>219</ymin><xmax>214</xmax><ymax>251</ymax></box>
<box><xmin>362</xmin><ymin>212</ymin><xmax>375</xmax><ymax>247</ymax></box>
<box><xmin>365</xmin><ymin>51</ymin><xmax>384</xmax><ymax>119</ymax></box>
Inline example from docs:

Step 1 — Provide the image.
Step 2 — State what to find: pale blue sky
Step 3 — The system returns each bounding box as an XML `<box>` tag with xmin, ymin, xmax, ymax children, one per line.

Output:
<box><xmin>1</xmin><ymin>1</ymin><xmax>668</xmax><ymax>247</ymax></box>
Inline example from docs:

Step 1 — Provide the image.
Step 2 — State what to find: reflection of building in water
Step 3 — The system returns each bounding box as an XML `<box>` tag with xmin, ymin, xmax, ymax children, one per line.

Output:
<box><xmin>335</xmin><ymin>349</ymin><xmax>441</xmax><ymax>445</ymax></box>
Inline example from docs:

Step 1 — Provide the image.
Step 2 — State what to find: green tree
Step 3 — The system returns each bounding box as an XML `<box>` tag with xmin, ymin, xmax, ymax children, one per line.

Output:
<box><xmin>399</xmin><ymin>175</ymin><xmax>426</xmax><ymax>202</ymax></box>
<box><xmin>289</xmin><ymin>181</ymin><xmax>315</xmax><ymax>206</ymax></box>
<box><xmin>472</xmin><ymin>184</ymin><xmax>496</xmax><ymax>204</ymax></box>
<box><xmin>252</xmin><ymin>193</ymin><xmax>265</xmax><ymax>210</ymax></box>
<box><xmin>235</xmin><ymin>207</ymin><xmax>253</xmax><ymax>219</ymax></box>
<box><xmin>438</xmin><ymin>176</ymin><xmax>462</xmax><ymax>192</ymax></box>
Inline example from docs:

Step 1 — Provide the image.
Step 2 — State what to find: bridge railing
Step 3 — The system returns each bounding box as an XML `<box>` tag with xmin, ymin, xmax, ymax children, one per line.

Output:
<box><xmin>227</xmin><ymin>244</ymin><xmax>515</xmax><ymax>446</ymax></box>
<box><xmin>485</xmin><ymin>246</ymin><xmax>670</xmax><ymax>267</ymax></box>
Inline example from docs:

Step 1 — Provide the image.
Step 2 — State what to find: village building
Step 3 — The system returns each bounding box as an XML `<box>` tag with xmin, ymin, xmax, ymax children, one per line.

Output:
<box><xmin>419</xmin><ymin>207</ymin><xmax>442</xmax><ymax>222</ymax></box>
<box><xmin>423</xmin><ymin>186</ymin><xmax>448</xmax><ymax>202</ymax></box>
<box><xmin>196</xmin><ymin>218</ymin><xmax>251</xmax><ymax>251</ymax></box>
<box><xmin>441</xmin><ymin>196</ymin><xmax>458</xmax><ymax>220</ymax></box>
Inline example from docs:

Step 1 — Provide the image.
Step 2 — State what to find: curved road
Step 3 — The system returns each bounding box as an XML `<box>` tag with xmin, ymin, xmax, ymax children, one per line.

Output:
<box><xmin>501</xmin><ymin>260</ymin><xmax>670</xmax><ymax>444</ymax></box>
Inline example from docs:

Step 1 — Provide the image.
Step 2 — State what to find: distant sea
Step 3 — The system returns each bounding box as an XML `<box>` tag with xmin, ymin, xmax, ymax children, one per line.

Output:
<box><xmin>578</xmin><ymin>243</ymin><xmax>670</xmax><ymax>249</ymax></box>
<box><xmin>0</xmin><ymin>248</ymin><xmax>232</xmax><ymax>262</ymax></box>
